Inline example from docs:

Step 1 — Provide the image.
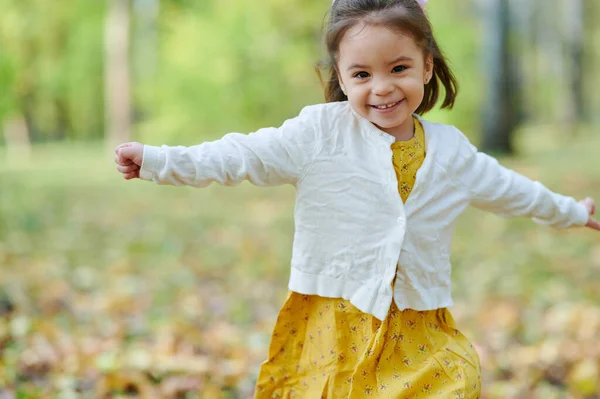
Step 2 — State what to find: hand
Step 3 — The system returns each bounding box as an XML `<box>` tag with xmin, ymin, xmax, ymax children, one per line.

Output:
<box><xmin>114</xmin><ymin>142</ymin><xmax>144</xmax><ymax>180</ymax></box>
<box><xmin>579</xmin><ymin>197</ymin><xmax>600</xmax><ymax>231</ymax></box>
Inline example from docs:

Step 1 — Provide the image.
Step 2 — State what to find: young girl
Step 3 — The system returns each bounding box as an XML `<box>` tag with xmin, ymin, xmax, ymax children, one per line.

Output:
<box><xmin>114</xmin><ymin>0</ymin><xmax>599</xmax><ymax>397</ymax></box>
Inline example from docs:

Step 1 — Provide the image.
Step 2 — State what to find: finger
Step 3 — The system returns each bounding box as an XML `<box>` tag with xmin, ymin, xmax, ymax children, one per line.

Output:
<box><xmin>118</xmin><ymin>146</ymin><xmax>141</xmax><ymax>165</ymax></box>
<box><xmin>580</xmin><ymin>198</ymin><xmax>595</xmax><ymax>215</ymax></box>
<box><xmin>114</xmin><ymin>142</ymin><xmax>132</xmax><ymax>155</ymax></box>
<box><xmin>117</xmin><ymin>150</ymin><xmax>135</xmax><ymax>166</ymax></box>
<box><xmin>117</xmin><ymin>164</ymin><xmax>139</xmax><ymax>174</ymax></box>
<box><xmin>123</xmin><ymin>171</ymin><xmax>138</xmax><ymax>180</ymax></box>
<box><xmin>114</xmin><ymin>153</ymin><xmax>133</xmax><ymax>166</ymax></box>
<box><xmin>587</xmin><ymin>218</ymin><xmax>600</xmax><ymax>231</ymax></box>
<box><xmin>586</xmin><ymin>198</ymin><xmax>595</xmax><ymax>216</ymax></box>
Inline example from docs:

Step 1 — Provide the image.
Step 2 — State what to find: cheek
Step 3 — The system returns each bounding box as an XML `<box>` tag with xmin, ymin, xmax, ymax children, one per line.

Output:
<box><xmin>347</xmin><ymin>86</ymin><xmax>369</xmax><ymax>102</ymax></box>
<box><xmin>407</xmin><ymin>81</ymin><xmax>426</xmax><ymax>99</ymax></box>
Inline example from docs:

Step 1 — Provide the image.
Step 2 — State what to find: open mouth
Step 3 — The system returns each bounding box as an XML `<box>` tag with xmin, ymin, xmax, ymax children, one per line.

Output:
<box><xmin>370</xmin><ymin>100</ymin><xmax>403</xmax><ymax>112</ymax></box>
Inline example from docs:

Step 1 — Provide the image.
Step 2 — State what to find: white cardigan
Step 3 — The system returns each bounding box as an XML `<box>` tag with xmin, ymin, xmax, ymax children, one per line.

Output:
<box><xmin>140</xmin><ymin>101</ymin><xmax>588</xmax><ymax>320</ymax></box>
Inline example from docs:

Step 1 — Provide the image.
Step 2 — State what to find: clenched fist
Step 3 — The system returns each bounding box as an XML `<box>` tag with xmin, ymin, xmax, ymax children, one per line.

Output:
<box><xmin>115</xmin><ymin>142</ymin><xmax>144</xmax><ymax>180</ymax></box>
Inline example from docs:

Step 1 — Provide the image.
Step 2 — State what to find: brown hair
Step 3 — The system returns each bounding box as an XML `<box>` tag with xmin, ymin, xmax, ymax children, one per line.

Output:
<box><xmin>319</xmin><ymin>0</ymin><xmax>458</xmax><ymax>115</ymax></box>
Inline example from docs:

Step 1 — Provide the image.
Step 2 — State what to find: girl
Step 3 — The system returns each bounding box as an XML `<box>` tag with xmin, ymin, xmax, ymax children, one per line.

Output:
<box><xmin>114</xmin><ymin>0</ymin><xmax>599</xmax><ymax>397</ymax></box>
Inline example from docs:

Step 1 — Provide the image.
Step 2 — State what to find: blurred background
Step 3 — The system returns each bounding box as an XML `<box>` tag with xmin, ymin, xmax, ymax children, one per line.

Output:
<box><xmin>1</xmin><ymin>0</ymin><xmax>599</xmax><ymax>397</ymax></box>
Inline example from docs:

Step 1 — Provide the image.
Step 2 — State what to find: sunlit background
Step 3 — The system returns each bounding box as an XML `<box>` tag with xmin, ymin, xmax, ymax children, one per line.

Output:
<box><xmin>1</xmin><ymin>0</ymin><xmax>599</xmax><ymax>398</ymax></box>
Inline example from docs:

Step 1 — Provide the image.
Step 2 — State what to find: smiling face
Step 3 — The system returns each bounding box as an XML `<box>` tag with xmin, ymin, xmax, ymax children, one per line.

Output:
<box><xmin>337</xmin><ymin>23</ymin><xmax>433</xmax><ymax>141</ymax></box>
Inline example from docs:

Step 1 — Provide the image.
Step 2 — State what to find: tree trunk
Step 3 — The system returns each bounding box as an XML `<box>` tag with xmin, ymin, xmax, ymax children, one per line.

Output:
<box><xmin>132</xmin><ymin>0</ymin><xmax>159</xmax><ymax>125</ymax></box>
<box><xmin>3</xmin><ymin>116</ymin><xmax>31</xmax><ymax>167</ymax></box>
<box><xmin>563</xmin><ymin>0</ymin><xmax>585</xmax><ymax>124</ymax></box>
<box><xmin>586</xmin><ymin>0</ymin><xmax>600</xmax><ymax>124</ymax></box>
<box><xmin>481</xmin><ymin>0</ymin><xmax>518</xmax><ymax>154</ymax></box>
<box><xmin>105</xmin><ymin>0</ymin><xmax>131</xmax><ymax>148</ymax></box>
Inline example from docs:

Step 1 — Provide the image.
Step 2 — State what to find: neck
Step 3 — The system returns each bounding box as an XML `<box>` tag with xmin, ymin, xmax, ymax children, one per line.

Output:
<box><xmin>378</xmin><ymin>117</ymin><xmax>415</xmax><ymax>142</ymax></box>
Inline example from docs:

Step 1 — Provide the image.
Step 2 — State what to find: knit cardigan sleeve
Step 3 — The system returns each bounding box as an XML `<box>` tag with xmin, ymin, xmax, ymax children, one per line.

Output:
<box><xmin>139</xmin><ymin>106</ymin><xmax>320</xmax><ymax>188</ymax></box>
<box><xmin>451</xmin><ymin>129</ymin><xmax>588</xmax><ymax>229</ymax></box>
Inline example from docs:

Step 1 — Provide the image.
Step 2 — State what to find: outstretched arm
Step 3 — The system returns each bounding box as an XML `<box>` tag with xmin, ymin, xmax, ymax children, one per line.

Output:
<box><xmin>114</xmin><ymin>106</ymin><xmax>319</xmax><ymax>187</ymax></box>
<box><xmin>452</xmin><ymin>129</ymin><xmax>595</xmax><ymax>231</ymax></box>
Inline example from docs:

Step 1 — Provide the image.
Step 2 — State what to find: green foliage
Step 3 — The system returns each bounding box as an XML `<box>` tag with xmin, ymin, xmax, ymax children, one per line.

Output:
<box><xmin>0</xmin><ymin>0</ymin><xmax>526</xmax><ymax>144</ymax></box>
<box><xmin>426</xmin><ymin>2</ymin><xmax>484</xmax><ymax>137</ymax></box>
<box><xmin>0</xmin><ymin>0</ymin><xmax>106</xmax><ymax>141</ymax></box>
<box><xmin>138</xmin><ymin>0</ymin><xmax>328</xmax><ymax>144</ymax></box>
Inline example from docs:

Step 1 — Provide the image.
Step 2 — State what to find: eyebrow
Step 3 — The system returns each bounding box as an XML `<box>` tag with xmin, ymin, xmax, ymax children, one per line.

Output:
<box><xmin>346</xmin><ymin>56</ymin><xmax>414</xmax><ymax>71</ymax></box>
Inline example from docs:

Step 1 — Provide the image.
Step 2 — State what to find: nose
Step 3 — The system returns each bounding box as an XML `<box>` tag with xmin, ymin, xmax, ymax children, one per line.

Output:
<box><xmin>371</xmin><ymin>76</ymin><xmax>394</xmax><ymax>96</ymax></box>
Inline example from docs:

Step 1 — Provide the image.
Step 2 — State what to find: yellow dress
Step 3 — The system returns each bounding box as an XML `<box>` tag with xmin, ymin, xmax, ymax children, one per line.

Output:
<box><xmin>255</xmin><ymin>119</ymin><xmax>481</xmax><ymax>399</ymax></box>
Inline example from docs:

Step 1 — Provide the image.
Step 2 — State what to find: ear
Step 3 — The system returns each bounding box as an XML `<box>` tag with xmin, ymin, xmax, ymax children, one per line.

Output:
<box><xmin>340</xmin><ymin>83</ymin><xmax>347</xmax><ymax>95</ymax></box>
<box><xmin>336</xmin><ymin>69</ymin><xmax>347</xmax><ymax>95</ymax></box>
<box><xmin>424</xmin><ymin>53</ymin><xmax>434</xmax><ymax>84</ymax></box>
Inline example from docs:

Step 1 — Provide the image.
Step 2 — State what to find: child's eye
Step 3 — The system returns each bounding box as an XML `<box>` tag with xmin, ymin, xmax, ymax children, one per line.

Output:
<box><xmin>353</xmin><ymin>71</ymin><xmax>370</xmax><ymax>79</ymax></box>
<box><xmin>392</xmin><ymin>65</ymin><xmax>407</xmax><ymax>73</ymax></box>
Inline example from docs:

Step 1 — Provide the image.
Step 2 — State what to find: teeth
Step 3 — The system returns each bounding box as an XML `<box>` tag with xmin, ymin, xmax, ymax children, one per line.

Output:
<box><xmin>375</xmin><ymin>102</ymin><xmax>397</xmax><ymax>109</ymax></box>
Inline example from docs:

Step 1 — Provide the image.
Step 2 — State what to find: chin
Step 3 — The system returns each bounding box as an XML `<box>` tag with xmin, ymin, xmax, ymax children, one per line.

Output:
<box><xmin>373</xmin><ymin>117</ymin><xmax>407</xmax><ymax>129</ymax></box>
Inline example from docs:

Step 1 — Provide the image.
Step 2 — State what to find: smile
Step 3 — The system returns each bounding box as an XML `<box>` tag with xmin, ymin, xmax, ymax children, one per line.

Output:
<box><xmin>370</xmin><ymin>100</ymin><xmax>403</xmax><ymax>112</ymax></box>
